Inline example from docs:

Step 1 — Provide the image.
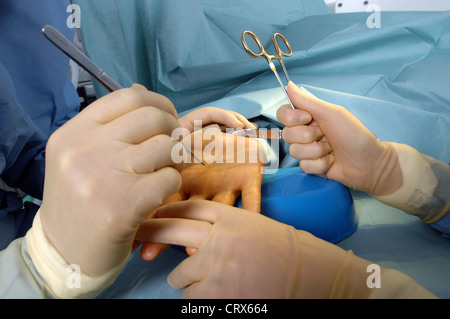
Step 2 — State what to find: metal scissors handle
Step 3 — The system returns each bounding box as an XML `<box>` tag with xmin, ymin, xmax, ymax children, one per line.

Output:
<box><xmin>42</xmin><ymin>25</ymin><xmax>205</xmax><ymax>165</ymax></box>
<box><xmin>42</xmin><ymin>25</ymin><xmax>122</xmax><ymax>92</ymax></box>
<box><xmin>272</xmin><ymin>33</ymin><xmax>292</xmax><ymax>83</ymax></box>
<box><xmin>241</xmin><ymin>31</ymin><xmax>294</xmax><ymax>109</ymax></box>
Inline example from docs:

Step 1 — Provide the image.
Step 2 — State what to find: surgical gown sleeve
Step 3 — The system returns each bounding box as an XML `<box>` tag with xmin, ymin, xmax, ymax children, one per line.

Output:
<box><xmin>0</xmin><ymin>238</ymin><xmax>52</xmax><ymax>298</ymax></box>
<box><xmin>0</xmin><ymin>63</ymin><xmax>46</xmax><ymax>200</ymax></box>
<box><xmin>423</xmin><ymin>155</ymin><xmax>450</xmax><ymax>237</ymax></box>
<box><xmin>374</xmin><ymin>143</ymin><xmax>450</xmax><ymax>237</ymax></box>
<box><xmin>0</xmin><ymin>62</ymin><xmax>47</xmax><ymax>250</ymax></box>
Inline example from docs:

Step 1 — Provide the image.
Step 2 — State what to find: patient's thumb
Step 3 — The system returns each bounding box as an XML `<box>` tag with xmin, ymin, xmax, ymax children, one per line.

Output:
<box><xmin>287</xmin><ymin>82</ymin><xmax>334</xmax><ymax>123</ymax></box>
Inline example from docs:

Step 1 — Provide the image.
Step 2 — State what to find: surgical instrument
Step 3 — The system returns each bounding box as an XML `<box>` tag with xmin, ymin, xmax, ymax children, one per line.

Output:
<box><xmin>241</xmin><ymin>31</ymin><xmax>295</xmax><ymax>109</ymax></box>
<box><xmin>42</xmin><ymin>25</ymin><xmax>205</xmax><ymax>166</ymax></box>
<box><xmin>229</xmin><ymin>128</ymin><xmax>282</xmax><ymax>140</ymax></box>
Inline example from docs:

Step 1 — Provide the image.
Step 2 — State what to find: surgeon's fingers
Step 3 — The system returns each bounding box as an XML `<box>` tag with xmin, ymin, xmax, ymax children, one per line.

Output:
<box><xmin>286</xmin><ymin>82</ymin><xmax>342</xmax><ymax>127</ymax></box>
<box><xmin>299</xmin><ymin>154</ymin><xmax>335</xmax><ymax>176</ymax></box>
<box><xmin>276</xmin><ymin>103</ymin><xmax>312</xmax><ymax>127</ymax></box>
<box><xmin>117</xmin><ymin>135</ymin><xmax>179</xmax><ymax>173</ymax></box>
<box><xmin>107</xmin><ymin>106</ymin><xmax>180</xmax><ymax>144</ymax></box>
<box><xmin>282</xmin><ymin>125</ymin><xmax>324</xmax><ymax>144</ymax></box>
<box><xmin>154</xmin><ymin>200</ymin><xmax>221</xmax><ymax>224</ymax></box>
<box><xmin>289</xmin><ymin>141</ymin><xmax>333</xmax><ymax>161</ymax></box>
<box><xmin>134</xmin><ymin>216</ymin><xmax>211</xmax><ymax>249</ymax></box>
<box><xmin>168</xmin><ymin>249</ymin><xmax>208</xmax><ymax>290</ymax></box>
<box><xmin>130</xmin><ymin>167</ymin><xmax>182</xmax><ymax>221</ymax></box>
<box><xmin>84</xmin><ymin>84</ymin><xmax>178</xmax><ymax>124</ymax></box>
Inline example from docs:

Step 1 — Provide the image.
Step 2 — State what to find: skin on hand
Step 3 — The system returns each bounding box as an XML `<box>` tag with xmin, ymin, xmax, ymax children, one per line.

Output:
<box><xmin>39</xmin><ymin>84</ymin><xmax>182</xmax><ymax>276</ymax></box>
<box><xmin>167</xmin><ymin>129</ymin><xmax>266</xmax><ymax>211</ymax></box>
<box><xmin>138</xmin><ymin>128</ymin><xmax>267</xmax><ymax>260</ymax></box>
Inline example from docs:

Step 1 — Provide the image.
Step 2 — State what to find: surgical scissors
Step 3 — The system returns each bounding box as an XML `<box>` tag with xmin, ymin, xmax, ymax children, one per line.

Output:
<box><xmin>42</xmin><ymin>25</ymin><xmax>205</xmax><ymax>166</ymax></box>
<box><xmin>241</xmin><ymin>31</ymin><xmax>295</xmax><ymax>109</ymax></box>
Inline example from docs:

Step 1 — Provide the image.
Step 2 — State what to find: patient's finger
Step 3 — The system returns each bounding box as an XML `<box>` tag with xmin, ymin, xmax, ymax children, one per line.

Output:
<box><xmin>163</xmin><ymin>191</ymin><xmax>185</xmax><ymax>205</ymax></box>
<box><xmin>139</xmin><ymin>242</ymin><xmax>171</xmax><ymax>261</ymax></box>
<box><xmin>188</xmin><ymin>194</ymin><xmax>209</xmax><ymax>201</ymax></box>
<box><xmin>185</xmin><ymin>247</ymin><xmax>198</xmax><ymax>256</ymax></box>
<box><xmin>179</xmin><ymin>107</ymin><xmax>255</xmax><ymax>132</ymax></box>
<box><xmin>241</xmin><ymin>181</ymin><xmax>262</xmax><ymax>213</ymax></box>
<box><xmin>212</xmin><ymin>191</ymin><xmax>239</xmax><ymax>207</ymax></box>
<box><xmin>229</xmin><ymin>111</ymin><xmax>258</xmax><ymax>129</ymax></box>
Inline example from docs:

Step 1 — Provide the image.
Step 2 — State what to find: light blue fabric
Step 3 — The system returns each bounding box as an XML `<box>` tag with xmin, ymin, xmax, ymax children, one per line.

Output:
<box><xmin>74</xmin><ymin>0</ymin><xmax>330</xmax><ymax>112</ymax></box>
<box><xmin>339</xmin><ymin>191</ymin><xmax>450</xmax><ymax>299</ymax></box>
<box><xmin>75</xmin><ymin>2</ymin><xmax>450</xmax><ymax>298</ymax></box>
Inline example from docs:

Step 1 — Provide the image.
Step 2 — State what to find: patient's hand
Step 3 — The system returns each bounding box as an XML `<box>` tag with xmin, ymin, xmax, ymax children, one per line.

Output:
<box><xmin>137</xmin><ymin>129</ymin><xmax>267</xmax><ymax>260</ymax></box>
<box><xmin>167</xmin><ymin>129</ymin><xmax>266</xmax><ymax>212</ymax></box>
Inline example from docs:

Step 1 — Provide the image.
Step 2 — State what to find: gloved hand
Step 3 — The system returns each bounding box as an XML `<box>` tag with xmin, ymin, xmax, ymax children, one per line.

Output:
<box><xmin>26</xmin><ymin>84</ymin><xmax>182</xmax><ymax>297</ymax></box>
<box><xmin>135</xmin><ymin>200</ymin><xmax>436</xmax><ymax>298</ymax></box>
<box><xmin>277</xmin><ymin>82</ymin><xmax>448</xmax><ymax>222</ymax></box>
<box><xmin>179</xmin><ymin>106</ymin><xmax>257</xmax><ymax>132</ymax></box>
<box><xmin>138</xmin><ymin>128</ymin><xmax>266</xmax><ymax>260</ymax></box>
<box><xmin>277</xmin><ymin>82</ymin><xmax>402</xmax><ymax>197</ymax></box>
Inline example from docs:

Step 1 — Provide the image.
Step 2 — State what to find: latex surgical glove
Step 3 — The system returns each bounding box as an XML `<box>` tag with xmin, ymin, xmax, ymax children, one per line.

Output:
<box><xmin>179</xmin><ymin>106</ymin><xmax>257</xmax><ymax>133</ymax></box>
<box><xmin>277</xmin><ymin>82</ymin><xmax>449</xmax><ymax>223</ymax></box>
<box><xmin>138</xmin><ymin>128</ymin><xmax>266</xmax><ymax>260</ymax></box>
<box><xmin>25</xmin><ymin>85</ymin><xmax>182</xmax><ymax>298</ymax></box>
<box><xmin>135</xmin><ymin>200</ymin><xmax>436</xmax><ymax>299</ymax></box>
<box><xmin>277</xmin><ymin>82</ymin><xmax>403</xmax><ymax>197</ymax></box>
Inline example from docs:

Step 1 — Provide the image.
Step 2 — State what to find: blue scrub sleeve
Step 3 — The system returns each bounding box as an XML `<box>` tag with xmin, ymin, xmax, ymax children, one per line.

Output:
<box><xmin>0</xmin><ymin>63</ymin><xmax>46</xmax><ymax>199</ymax></box>
<box><xmin>0</xmin><ymin>0</ymin><xmax>80</xmax><ymax>138</ymax></box>
<box><xmin>430</xmin><ymin>213</ymin><xmax>450</xmax><ymax>239</ymax></box>
<box><xmin>424</xmin><ymin>155</ymin><xmax>450</xmax><ymax>238</ymax></box>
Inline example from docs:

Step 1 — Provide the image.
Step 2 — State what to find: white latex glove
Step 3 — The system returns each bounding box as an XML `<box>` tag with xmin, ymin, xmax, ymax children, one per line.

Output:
<box><xmin>135</xmin><ymin>200</ymin><xmax>436</xmax><ymax>298</ymax></box>
<box><xmin>277</xmin><ymin>82</ymin><xmax>402</xmax><ymax>197</ymax></box>
<box><xmin>277</xmin><ymin>82</ymin><xmax>448</xmax><ymax>222</ymax></box>
<box><xmin>178</xmin><ymin>106</ymin><xmax>257</xmax><ymax>132</ymax></box>
<box><xmin>27</xmin><ymin>84</ymin><xmax>182</xmax><ymax>297</ymax></box>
